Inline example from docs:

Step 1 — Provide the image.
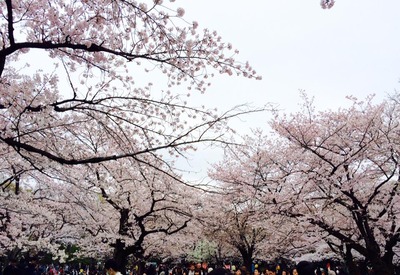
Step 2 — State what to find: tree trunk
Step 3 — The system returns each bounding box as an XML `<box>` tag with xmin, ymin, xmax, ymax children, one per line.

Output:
<box><xmin>368</xmin><ymin>257</ymin><xmax>394</xmax><ymax>275</ymax></box>
<box><xmin>113</xmin><ymin>208</ymin><xmax>130</xmax><ymax>274</ymax></box>
<box><xmin>137</xmin><ymin>260</ymin><xmax>146</xmax><ymax>275</ymax></box>
<box><xmin>365</xmin><ymin>239</ymin><xmax>395</xmax><ymax>275</ymax></box>
<box><xmin>237</xmin><ymin>247</ymin><xmax>253</xmax><ymax>274</ymax></box>
<box><xmin>114</xmin><ymin>239</ymin><xmax>129</xmax><ymax>275</ymax></box>
<box><xmin>343</xmin><ymin>244</ymin><xmax>361</xmax><ymax>275</ymax></box>
<box><xmin>214</xmin><ymin>246</ymin><xmax>223</xmax><ymax>267</ymax></box>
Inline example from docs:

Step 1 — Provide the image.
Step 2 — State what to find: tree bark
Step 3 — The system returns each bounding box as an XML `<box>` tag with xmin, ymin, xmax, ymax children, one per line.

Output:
<box><xmin>113</xmin><ymin>239</ymin><xmax>129</xmax><ymax>275</ymax></box>
<box><xmin>237</xmin><ymin>247</ymin><xmax>253</xmax><ymax>274</ymax></box>
<box><xmin>343</xmin><ymin>244</ymin><xmax>364</xmax><ymax>275</ymax></box>
<box><xmin>368</xmin><ymin>256</ymin><xmax>394</xmax><ymax>275</ymax></box>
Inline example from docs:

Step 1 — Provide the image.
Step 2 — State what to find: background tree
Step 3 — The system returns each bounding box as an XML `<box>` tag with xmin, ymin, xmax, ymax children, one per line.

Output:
<box><xmin>208</xmin><ymin>133</ymin><xmax>314</xmax><ymax>266</ymax></box>
<box><xmin>89</xmin><ymin>159</ymin><xmax>197</xmax><ymax>274</ymax></box>
<box><xmin>0</xmin><ymin>174</ymin><xmax>80</xmax><ymax>262</ymax></box>
<box><xmin>1</xmin><ymin>156</ymin><xmax>204</xmax><ymax>274</ymax></box>
<box><xmin>212</xmin><ymin>94</ymin><xmax>400</xmax><ymax>274</ymax></box>
<box><xmin>270</xmin><ymin>94</ymin><xmax>400</xmax><ymax>274</ymax></box>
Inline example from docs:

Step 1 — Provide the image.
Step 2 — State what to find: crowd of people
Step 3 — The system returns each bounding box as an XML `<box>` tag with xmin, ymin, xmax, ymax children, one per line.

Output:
<box><xmin>165</xmin><ymin>261</ymin><xmax>343</xmax><ymax>275</ymax></box>
<box><xmin>0</xmin><ymin>258</ymin><xmax>369</xmax><ymax>275</ymax></box>
<box><xmin>0</xmin><ymin>259</ymin><xmax>99</xmax><ymax>275</ymax></box>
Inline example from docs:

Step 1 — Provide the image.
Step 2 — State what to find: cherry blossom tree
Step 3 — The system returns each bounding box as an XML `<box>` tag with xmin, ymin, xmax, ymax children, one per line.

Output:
<box><xmin>271</xmin><ymin>94</ymin><xmax>400</xmax><ymax>274</ymax></box>
<box><xmin>1</xmin><ymin>156</ymin><xmax>204</xmax><ymax>273</ymax></box>
<box><xmin>75</xmin><ymin>159</ymin><xmax>199</xmax><ymax>274</ymax></box>
<box><xmin>212</xmin><ymin>94</ymin><xmax>400</xmax><ymax>274</ymax></box>
<box><xmin>0</xmin><ymin>0</ymin><xmax>263</xmax><ymax>267</ymax></box>
<box><xmin>0</xmin><ymin>0</ymin><xmax>261</xmax><ymax>185</ymax></box>
<box><xmin>0</xmin><ymin>174</ymin><xmax>80</xmax><ymax>262</ymax></box>
<box><xmin>208</xmin><ymin>132</ymin><xmax>314</xmax><ymax>266</ymax></box>
<box><xmin>205</xmin><ymin>196</ymin><xmax>268</xmax><ymax>271</ymax></box>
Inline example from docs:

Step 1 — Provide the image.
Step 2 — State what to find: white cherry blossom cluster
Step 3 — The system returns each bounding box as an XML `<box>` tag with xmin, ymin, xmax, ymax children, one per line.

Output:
<box><xmin>320</xmin><ymin>0</ymin><xmax>335</xmax><ymax>9</ymax></box>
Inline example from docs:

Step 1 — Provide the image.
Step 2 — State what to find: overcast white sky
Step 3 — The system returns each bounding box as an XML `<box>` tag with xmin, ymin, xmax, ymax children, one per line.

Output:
<box><xmin>175</xmin><ymin>0</ymin><xmax>400</xmax><ymax>181</ymax></box>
